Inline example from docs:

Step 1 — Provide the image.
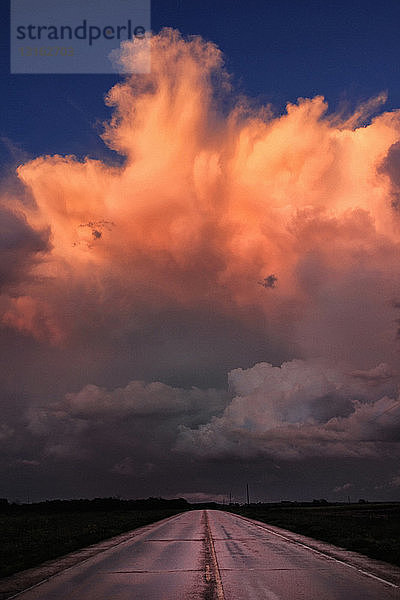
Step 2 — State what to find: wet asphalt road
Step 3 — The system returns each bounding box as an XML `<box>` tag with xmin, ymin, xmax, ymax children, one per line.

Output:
<box><xmin>12</xmin><ymin>509</ymin><xmax>399</xmax><ymax>600</ymax></box>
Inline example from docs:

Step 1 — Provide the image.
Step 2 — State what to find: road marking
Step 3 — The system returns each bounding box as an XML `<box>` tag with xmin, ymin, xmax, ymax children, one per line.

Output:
<box><xmin>143</xmin><ymin>538</ymin><xmax>203</xmax><ymax>541</ymax></box>
<box><xmin>219</xmin><ymin>567</ymin><xmax>331</xmax><ymax>571</ymax></box>
<box><xmin>232</xmin><ymin>513</ymin><xmax>399</xmax><ymax>589</ymax></box>
<box><xmin>204</xmin><ymin>511</ymin><xmax>225</xmax><ymax>600</ymax></box>
<box><xmin>104</xmin><ymin>569</ymin><xmax>203</xmax><ymax>573</ymax></box>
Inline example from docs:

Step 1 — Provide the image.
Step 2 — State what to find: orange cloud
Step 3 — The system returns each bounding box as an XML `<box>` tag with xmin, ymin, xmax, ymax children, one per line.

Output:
<box><xmin>2</xmin><ymin>29</ymin><xmax>400</xmax><ymax>369</ymax></box>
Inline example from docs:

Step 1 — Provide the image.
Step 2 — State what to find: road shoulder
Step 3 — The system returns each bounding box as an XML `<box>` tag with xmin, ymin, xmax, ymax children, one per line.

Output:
<box><xmin>233</xmin><ymin>512</ymin><xmax>400</xmax><ymax>588</ymax></box>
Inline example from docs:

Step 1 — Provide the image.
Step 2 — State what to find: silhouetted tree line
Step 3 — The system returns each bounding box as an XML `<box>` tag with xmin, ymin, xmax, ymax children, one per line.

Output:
<box><xmin>0</xmin><ymin>497</ymin><xmax>383</xmax><ymax>514</ymax></box>
<box><xmin>0</xmin><ymin>497</ymin><xmax>190</xmax><ymax>513</ymax></box>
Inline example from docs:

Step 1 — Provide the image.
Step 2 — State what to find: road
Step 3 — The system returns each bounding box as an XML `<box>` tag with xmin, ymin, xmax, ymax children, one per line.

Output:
<box><xmin>11</xmin><ymin>510</ymin><xmax>399</xmax><ymax>600</ymax></box>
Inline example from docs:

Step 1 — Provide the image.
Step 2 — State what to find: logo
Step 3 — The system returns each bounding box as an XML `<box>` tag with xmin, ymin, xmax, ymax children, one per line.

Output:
<box><xmin>10</xmin><ymin>0</ymin><xmax>151</xmax><ymax>74</ymax></box>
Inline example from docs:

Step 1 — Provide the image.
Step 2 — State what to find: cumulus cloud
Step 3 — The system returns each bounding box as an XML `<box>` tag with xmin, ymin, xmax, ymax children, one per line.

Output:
<box><xmin>176</xmin><ymin>359</ymin><xmax>400</xmax><ymax>460</ymax></box>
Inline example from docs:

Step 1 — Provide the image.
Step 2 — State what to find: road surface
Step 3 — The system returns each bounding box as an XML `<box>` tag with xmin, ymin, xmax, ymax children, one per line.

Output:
<box><xmin>10</xmin><ymin>510</ymin><xmax>399</xmax><ymax>599</ymax></box>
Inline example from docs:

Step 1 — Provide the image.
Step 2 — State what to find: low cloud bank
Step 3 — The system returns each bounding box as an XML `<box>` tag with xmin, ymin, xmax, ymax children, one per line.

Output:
<box><xmin>176</xmin><ymin>359</ymin><xmax>400</xmax><ymax>459</ymax></box>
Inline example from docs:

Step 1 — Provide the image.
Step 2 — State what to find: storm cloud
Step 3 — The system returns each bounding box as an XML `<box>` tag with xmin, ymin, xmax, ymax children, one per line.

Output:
<box><xmin>2</xmin><ymin>30</ymin><xmax>400</xmax><ymax>501</ymax></box>
<box><xmin>176</xmin><ymin>359</ymin><xmax>400</xmax><ymax>460</ymax></box>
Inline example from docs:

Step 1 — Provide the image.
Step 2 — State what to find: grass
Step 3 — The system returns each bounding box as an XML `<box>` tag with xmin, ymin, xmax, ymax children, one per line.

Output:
<box><xmin>226</xmin><ymin>503</ymin><xmax>400</xmax><ymax>567</ymax></box>
<box><xmin>0</xmin><ymin>508</ymin><xmax>185</xmax><ymax>578</ymax></box>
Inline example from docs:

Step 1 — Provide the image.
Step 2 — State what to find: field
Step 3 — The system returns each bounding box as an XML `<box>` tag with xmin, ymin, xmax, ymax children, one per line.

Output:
<box><xmin>0</xmin><ymin>504</ymin><xmax>187</xmax><ymax>578</ymax></box>
<box><xmin>227</xmin><ymin>502</ymin><xmax>400</xmax><ymax>567</ymax></box>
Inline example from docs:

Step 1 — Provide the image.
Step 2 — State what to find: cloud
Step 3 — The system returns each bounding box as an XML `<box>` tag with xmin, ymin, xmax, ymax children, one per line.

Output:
<box><xmin>390</xmin><ymin>474</ymin><xmax>400</xmax><ymax>487</ymax></box>
<box><xmin>350</xmin><ymin>364</ymin><xmax>393</xmax><ymax>383</ymax></box>
<box><xmin>176</xmin><ymin>492</ymin><xmax>227</xmax><ymax>503</ymax></box>
<box><xmin>25</xmin><ymin>378</ymin><xmax>229</xmax><ymax>464</ymax></box>
<box><xmin>176</xmin><ymin>359</ymin><xmax>400</xmax><ymax>460</ymax></box>
<box><xmin>0</xmin><ymin>205</ymin><xmax>49</xmax><ymax>291</ymax></box>
<box><xmin>17</xmin><ymin>459</ymin><xmax>40</xmax><ymax>467</ymax></box>
<box><xmin>333</xmin><ymin>482</ymin><xmax>353</xmax><ymax>493</ymax></box>
<box><xmin>0</xmin><ymin>424</ymin><xmax>14</xmax><ymax>442</ymax></box>
<box><xmin>111</xmin><ymin>457</ymin><xmax>136</xmax><ymax>476</ymax></box>
<box><xmin>16</xmin><ymin>357</ymin><xmax>400</xmax><ymax>481</ymax></box>
<box><xmin>0</xmin><ymin>28</ymin><xmax>398</xmax><ymax>372</ymax></box>
<box><xmin>378</xmin><ymin>140</ymin><xmax>400</xmax><ymax>210</ymax></box>
<box><xmin>3</xmin><ymin>29</ymin><xmax>400</xmax><ymax>499</ymax></box>
<box><xmin>258</xmin><ymin>274</ymin><xmax>278</xmax><ymax>289</ymax></box>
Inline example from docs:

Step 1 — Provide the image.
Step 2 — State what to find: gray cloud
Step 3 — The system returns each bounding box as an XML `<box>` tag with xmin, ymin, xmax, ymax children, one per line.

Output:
<box><xmin>0</xmin><ymin>205</ymin><xmax>49</xmax><ymax>291</ymax></box>
<box><xmin>24</xmin><ymin>379</ymin><xmax>229</xmax><ymax>466</ymax></box>
<box><xmin>350</xmin><ymin>364</ymin><xmax>394</xmax><ymax>383</ymax></box>
<box><xmin>18</xmin><ymin>358</ymin><xmax>400</xmax><ymax>479</ymax></box>
<box><xmin>258</xmin><ymin>274</ymin><xmax>278</xmax><ymax>289</ymax></box>
<box><xmin>333</xmin><ymin>482</ymin><xmax>353</xmax><ymax>493</ymax></box>
<box><xmin>176</xmin><ymin>359</ymin><xmax>400</xmax><ymax>460</ymax></box>
<box><xmin>378</xmin><ymin>140</ymin><xmax>400</xmax><ymax>210</ymax></box>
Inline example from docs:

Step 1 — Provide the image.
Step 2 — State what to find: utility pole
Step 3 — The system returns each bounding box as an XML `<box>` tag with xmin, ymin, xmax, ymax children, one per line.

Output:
<box><xmin>246</xmin><ymin>483</ymin><xmax>250</xmax><ymax>505</ymax></box>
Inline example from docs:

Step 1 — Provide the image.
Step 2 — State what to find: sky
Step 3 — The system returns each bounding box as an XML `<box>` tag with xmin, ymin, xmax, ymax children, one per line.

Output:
<box><xmin>1</xmin><ymin>0</ymin><xmax>400</xmax><ymax>504</ymax></box>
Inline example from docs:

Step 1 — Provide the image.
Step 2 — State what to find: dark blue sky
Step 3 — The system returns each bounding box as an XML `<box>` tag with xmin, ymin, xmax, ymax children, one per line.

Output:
<box><xmin>1</xmin><ymin>0</ymin><xmax>400</xmax><ymax>166</ymax></box>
